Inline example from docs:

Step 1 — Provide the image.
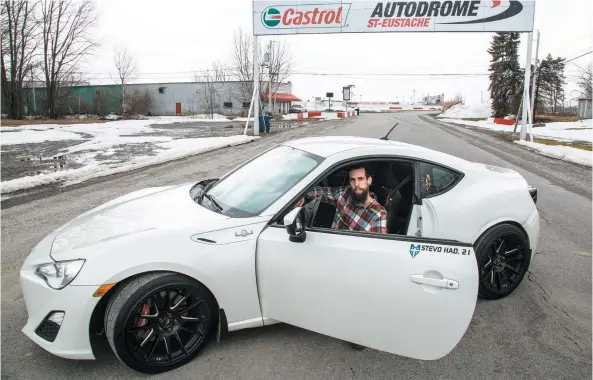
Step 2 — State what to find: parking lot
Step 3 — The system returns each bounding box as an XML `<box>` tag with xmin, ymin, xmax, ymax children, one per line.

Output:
<box><xmin>1</xmin><ymin>112</ymin><xmax>591</xmax><ymax>380</ymax></box>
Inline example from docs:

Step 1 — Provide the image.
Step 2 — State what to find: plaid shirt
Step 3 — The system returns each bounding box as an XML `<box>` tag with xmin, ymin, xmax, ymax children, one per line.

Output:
<box><xmin>299</xmin><ymin>186</ymin><xmax>388</xmax><ymax>233</ymax></box>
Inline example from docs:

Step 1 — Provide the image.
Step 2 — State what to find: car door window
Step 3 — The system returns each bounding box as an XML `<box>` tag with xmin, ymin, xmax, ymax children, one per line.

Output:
<box><xmin>420</xmin><ymin>162</ymin><xmax>462</xmax><ymax>197</ymax></box>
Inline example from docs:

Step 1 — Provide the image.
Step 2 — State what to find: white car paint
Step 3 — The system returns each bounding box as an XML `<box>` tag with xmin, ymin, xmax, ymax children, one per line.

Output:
<box><xmin>20</xmin><ymin>136</ymin><xmax>539</xmax><ymax>366</ymax></box>
<box><xmin>256</xmin><ymin>225</ymin><xmax>478</xmax><ymax>360</ymax></box>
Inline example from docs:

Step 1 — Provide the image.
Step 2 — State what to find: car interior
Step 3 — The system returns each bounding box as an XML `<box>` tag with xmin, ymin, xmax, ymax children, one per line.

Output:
<box><xmin>302</xmin><ymin>160</ymin><xmax>416</xmax><ymax>235</ymax></box>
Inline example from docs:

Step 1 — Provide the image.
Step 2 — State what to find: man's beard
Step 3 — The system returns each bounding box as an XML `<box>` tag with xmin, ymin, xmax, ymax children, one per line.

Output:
<box><xmin>353</xmin><ymin>187</ymin><xmax>368</xmax><ymax>203</ymax></box>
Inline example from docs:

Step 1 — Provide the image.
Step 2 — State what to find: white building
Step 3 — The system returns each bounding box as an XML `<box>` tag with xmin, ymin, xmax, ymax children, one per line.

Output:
<box><xmin>122</xmin><ymin>80</ymin><xmax>300</xmax><ymax>116</ymax></box>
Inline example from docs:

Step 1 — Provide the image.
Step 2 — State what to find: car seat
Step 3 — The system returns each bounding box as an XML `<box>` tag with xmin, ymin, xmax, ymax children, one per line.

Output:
<box><xmin>377</xmin><ymin>163</ymin><xmax>412</xmax><ymax>234</ymax></box>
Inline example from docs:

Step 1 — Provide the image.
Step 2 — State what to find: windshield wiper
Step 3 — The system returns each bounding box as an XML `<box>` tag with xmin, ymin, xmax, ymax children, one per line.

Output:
<box><xmin>202</xmin><ymin>193</ymin><xmax>223</xmax><ymax>212</ymax></box>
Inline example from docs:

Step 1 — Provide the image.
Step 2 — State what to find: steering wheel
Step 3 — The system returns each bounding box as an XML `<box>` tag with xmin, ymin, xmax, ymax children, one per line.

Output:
<box><xmin>301</xmin><ymin>196</ymin><xmax>322</xmax><ymax>227</ymax></box>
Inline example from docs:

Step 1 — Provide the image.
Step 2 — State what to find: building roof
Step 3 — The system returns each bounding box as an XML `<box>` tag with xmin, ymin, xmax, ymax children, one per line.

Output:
<box><xmin>260</xmin><ymin>92</ymin><xmax>301</xmax><ymax>102</ymax></box>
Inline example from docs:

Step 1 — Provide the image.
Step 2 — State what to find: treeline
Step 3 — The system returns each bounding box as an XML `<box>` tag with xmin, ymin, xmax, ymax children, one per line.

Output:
<box><xmin>487</xmin><ymin>32</ymin><xmax>582</xmax><ymax>119</ymax></box>
<box><xmin>1</xmin><ymin>0</ymin><xmax>99</xmax><ymax>119</ymax></box>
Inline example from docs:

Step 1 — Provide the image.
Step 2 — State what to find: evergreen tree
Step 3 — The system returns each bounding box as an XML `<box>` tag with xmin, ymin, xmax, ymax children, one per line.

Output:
<box><xmin>534</xmin><ymin>54</ymin><xmax>566</xmax><ymax>115</ymax></box>
<box><xmin>487</xmin><ymin>32</ymin><xmax>522</xmax><ymax>118</ymax></box>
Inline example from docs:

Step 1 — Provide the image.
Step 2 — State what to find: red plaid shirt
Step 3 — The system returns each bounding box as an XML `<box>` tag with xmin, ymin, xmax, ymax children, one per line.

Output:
<box><xmin>299</xmin><ymin>186</ymin><xmax>388</xmax><ymax>233</ymax></box>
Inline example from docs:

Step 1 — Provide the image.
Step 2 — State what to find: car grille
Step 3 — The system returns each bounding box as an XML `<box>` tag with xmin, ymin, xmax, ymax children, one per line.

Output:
<box><xmin>35</xmin><ymin>311</ymin><xmax>64</xmax><ymax>342</ymax></box>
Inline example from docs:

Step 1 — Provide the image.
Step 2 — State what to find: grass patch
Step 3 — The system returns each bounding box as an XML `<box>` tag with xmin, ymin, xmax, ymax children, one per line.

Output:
<box><xmin>461</xmin><ymin>118</ymin><xmax>487</xmax><ymax>121</ymax></box>
<box><xmin>535</xmin><ymin>114</ymin><xmax>584</xmax><ymax>123</ymax></box>
<box><xmin>499</xmin><ymin>132</ymin><xmax>592</xmax><ymax>151</ymax></box>
<box><xmin>533</xmin><ymin>137</ymin><xmax>592</xmax><ymax>151</ymax></box>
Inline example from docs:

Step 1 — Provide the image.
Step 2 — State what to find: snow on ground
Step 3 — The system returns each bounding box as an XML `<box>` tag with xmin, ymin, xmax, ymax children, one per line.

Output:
<box><xmin>0</xmin><ymin>116</ymin><xmax>250</xmax><ymax>146</ymax></box>
<box><xmin>0</xmin><ymin>134</ymin><xmax>258</xmax><ymax>194</ymax></box>
<box><xmin>437</xmin><ymin>115</ymin><xmax>592</xmax><ymax>166</ymax></box>
<box><xmin>514</xmin><ymin>140</ymin><xmax>592</xmax><ymax>167</ymax></box>
<box><xmin>437</xmin><ymin>102</ymin><xmax>492</xmax><ymax>119</ymax></box>
<box><xmin>1</xmin><ymin>129</ymin><xmax>84</xmax><ymax>145</ymax></box>
<box><xmin>0</xmin><ymin>117</ymin><xmax>263</xmax><ymax>195</ymax></box>
<box><xmin>439</xmin><ymin>118</ymin><xmax>593</xmax><ymax>143</ymax></box>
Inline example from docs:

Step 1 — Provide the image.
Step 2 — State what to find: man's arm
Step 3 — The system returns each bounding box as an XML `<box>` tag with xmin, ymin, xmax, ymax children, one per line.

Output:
<box><xmin>296</xmin><ymin>185</ymin><xmax>347</xmax><ymax>207</ymax></box>
<box><xmin>305</xmin><ymin>186</ymin><xmax>347</xmax><ymax>206</ymax></box>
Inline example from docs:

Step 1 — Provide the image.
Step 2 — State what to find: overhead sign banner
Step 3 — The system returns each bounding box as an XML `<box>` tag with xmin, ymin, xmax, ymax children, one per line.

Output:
<box><xmin>253</xmin><ymin>1</ymin><xmax>535</xmax><ymax>35</ymax></box>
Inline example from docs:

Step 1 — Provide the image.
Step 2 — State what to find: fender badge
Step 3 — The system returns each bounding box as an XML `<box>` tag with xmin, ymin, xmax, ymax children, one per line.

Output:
<box><xmin>410</xmin><ymin>244</ymin><xmax>421</xmax><ymax>258</ymax></box>
<box><xmin>235</xmin><ymin>229</ymin><xmax>253</xmax><ymax>237</ymax></box>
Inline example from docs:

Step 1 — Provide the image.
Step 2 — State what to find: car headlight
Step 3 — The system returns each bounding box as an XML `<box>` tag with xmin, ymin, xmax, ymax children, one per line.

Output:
<box><xmin>35</xmin><ymin>259</ymin><xmax>85</xmax><ymax>290</ymax></box>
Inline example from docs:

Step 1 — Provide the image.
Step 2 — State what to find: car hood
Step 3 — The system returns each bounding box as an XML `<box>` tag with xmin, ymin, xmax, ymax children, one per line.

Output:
<box><xmin>50</xmin><ymin>183</ymin><xmax>228</xmax><ymax>259</ymax></box>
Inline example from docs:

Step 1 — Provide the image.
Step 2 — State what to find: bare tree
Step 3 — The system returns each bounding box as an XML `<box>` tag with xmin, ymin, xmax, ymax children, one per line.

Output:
<box><xmin>578</xmin><ymin>63</ymin><xmax>592</xmax><ymax>99</ymax></box>
<box><xmin>113</xmin><ymin>46</ymin><xmax>136</xmax><ymax>114</ymax></box>
<box><xmin>194</xmin><ymin>61</ymin><xmax>228</xmax><ymax>119</ymax></box>
<box><xmin>213</xmin><ymin>60</ymin><xmax>234</xmax><ymax>110</ymax></box>
<box><xmin>126</xmin><ymin>88</ymin><xmax>152</xmax><ymax>115</ymax></box>
<box><xmin>38</xmin><ymin>0</ymin><xmax>99</xmax><ymax>119</ymax></box>
<box><xmin>230</xmin><ymin>28</ymin><xmax>254</xmax><ymax>104</ymax></box>
<box><xmin>195</xmin><ymin>70</ymin><xmax>216</xmax><ymax>119</ymax></box>
<box><xmin>1</xmin><ymin>0</ymin><xmax>40</xmax><ymax>119</ymax></box>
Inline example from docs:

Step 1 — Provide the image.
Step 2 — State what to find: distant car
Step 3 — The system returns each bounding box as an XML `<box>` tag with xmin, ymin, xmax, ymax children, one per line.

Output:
<box><xmin>20</xmin><ymin>136</ymin><xmax>539</xmax><ymax>374</ymax></box>
<box><xmin>289</xmin><ymin>105</ymin><xmax>307</xmax><ymax>113</ymax></box>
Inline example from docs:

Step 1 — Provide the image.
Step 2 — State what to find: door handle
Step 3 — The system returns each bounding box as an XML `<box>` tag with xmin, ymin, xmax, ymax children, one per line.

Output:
<box><xmin>411</xmin><ymin>275</ymin><xmax>458</xmax><ymax>289</ymax></box>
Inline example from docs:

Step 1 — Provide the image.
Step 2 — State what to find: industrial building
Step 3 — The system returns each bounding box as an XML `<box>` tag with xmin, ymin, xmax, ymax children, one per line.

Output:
<box><xmin>15</xmin><ymin>80</ymin><xmax>301</xmax><ymax>117</ymax></box>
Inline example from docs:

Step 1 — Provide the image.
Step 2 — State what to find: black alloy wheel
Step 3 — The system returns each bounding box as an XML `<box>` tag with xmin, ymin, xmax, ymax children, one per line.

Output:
<box><xmin>105</xmin><ymin>273</ymin><xmax>215</xmax><ymax>373</ymax></box>
<box><xmin>126</xmin><ymin>286</ymin><xmax>209</xmax><ymax>365</ymax></box>
<box><xmin>475</xmin><ymin>224</ymin><xmax>530</xmax><ymax>300</ymax></box>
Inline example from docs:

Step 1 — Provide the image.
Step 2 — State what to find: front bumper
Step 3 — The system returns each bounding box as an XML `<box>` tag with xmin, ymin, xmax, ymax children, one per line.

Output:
<box><xmin>20</xmin><ymin>248</ymin><xmax>100</xmax><ymax>360</ymax></box>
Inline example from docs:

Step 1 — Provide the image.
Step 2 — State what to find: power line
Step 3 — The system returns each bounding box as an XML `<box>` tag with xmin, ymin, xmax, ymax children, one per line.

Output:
<box><xmin>565</xmin><ymin>51</ymin><xmax>592</xmax><ymax>63</ymax></box>
<box><xmin>85</xmin><ymin>70</ymin><xmax>490</xmax><ymax>78</ymax></box>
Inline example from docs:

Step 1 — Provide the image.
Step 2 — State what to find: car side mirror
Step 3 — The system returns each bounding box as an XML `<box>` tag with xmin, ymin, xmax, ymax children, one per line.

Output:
<box><xmin>283</xmin><ymin>207</ymin><xmax>307</xmax><ymax>243</ymax></box>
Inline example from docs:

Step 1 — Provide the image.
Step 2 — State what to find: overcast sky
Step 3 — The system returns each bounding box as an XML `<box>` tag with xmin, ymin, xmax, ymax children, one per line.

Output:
<box><xmin>82</xmin><ymin>0</ymin><xmax>592</xmax><ymax>105</ymax></box>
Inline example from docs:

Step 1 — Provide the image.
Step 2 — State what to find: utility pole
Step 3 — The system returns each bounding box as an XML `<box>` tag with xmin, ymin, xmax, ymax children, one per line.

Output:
<box><xmin>267</xmin><ymin>40</ymin><xmax>276</xmax><ymax>114</ymax></box>
<box><xmin>253</xmin><ymin>35</ymin><xmax>260</xmax><ymax>136</ymax></box>
<box><xmin>529</xmin><ymin>30</ymin><xmax>540</xmax><ymax>134</ymax></box>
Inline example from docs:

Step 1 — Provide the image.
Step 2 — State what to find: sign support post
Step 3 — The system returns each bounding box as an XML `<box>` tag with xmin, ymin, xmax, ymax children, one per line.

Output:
<box><xmin>529</xmin><ymin>29</ymin><xmax>540</xmax><ymax>139</ymax></box>
<box><xmin>520</xmin><ymin>31</ymin><xmax>533</xmax><ymax>141</ymax></box>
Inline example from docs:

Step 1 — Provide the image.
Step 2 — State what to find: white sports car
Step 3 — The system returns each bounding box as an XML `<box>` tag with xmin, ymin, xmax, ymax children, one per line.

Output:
<box><xmin>20</xmin><ymin>136</ymin><xmax>540</xmax><ymax>373</ymax></box>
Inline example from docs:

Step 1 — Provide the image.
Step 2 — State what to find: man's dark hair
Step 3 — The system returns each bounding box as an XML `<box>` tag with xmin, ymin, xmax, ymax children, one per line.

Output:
<box><xmin>348</xmin><ymin>164</ymin><xmax>371</xmax><ymax>178</ymax></box>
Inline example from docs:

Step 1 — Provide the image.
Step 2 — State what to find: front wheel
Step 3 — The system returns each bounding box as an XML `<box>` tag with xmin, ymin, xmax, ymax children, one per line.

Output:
<box><xmin>104</xmin><ymin>272</ymin><xmax>215</xmax><ymax>373</ymax></box>
<box><xmin>475</xmin><ymin>224</ymin><xmax>531</xmax><ymax>300</ymax></box>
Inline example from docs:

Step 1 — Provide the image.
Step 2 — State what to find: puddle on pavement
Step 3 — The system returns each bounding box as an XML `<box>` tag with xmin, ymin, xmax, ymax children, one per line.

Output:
<box><xmin>1</xmin><ymin>140</ymin><xmax>86</xmax><ymax>181</ymax></box>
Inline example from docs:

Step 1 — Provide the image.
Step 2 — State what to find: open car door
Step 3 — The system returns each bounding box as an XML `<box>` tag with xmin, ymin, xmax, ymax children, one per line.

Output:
<box><xmin>256</xmin><ymin>208</ymin><xmax>479</xmax><ymax>360</ymax></box>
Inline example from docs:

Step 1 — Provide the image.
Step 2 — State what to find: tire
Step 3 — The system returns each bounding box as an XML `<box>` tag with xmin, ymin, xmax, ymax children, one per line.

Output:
<box><xmin>104</xmin><ymin>272</ymin><xmax>216</xmax><ymax>374</ymax></box>
<box><xmin>474</xmin><ymin>224</ymin><xmax>531</xmax><ymax>300</ymax></box>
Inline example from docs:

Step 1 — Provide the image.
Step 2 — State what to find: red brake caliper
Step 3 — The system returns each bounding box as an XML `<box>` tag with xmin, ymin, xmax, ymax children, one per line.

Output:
<box><xmin>137</xmin><ymin>303</ymin><xmax>151</xmax><ymax>327</ymax></box>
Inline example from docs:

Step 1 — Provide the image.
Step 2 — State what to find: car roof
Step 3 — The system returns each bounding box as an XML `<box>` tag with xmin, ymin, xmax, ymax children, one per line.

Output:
<box><xmin>284</xmin><ymin>136</ymin><xmax>390</xmax><ymax>155</ymax></box>
<box><xmin>283</xmin><ymin>136</ymin><xmax>476</xmax><ymax>172</ymax></box>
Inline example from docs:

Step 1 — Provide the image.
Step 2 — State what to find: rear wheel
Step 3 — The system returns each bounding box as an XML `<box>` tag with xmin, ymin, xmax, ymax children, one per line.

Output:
<box><xmin>475</xmin><ymin>224</ymin><xmax>530</xmax><ymax>300</ymax></box>
<box><xmin>104</xmin><ymin>272</ymin><xmax>215</xmax><ymax>373</ymax></box>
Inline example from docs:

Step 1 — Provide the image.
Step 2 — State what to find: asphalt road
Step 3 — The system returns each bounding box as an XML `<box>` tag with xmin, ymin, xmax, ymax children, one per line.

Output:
<box><xmin>2</xmin><ymin>112</ymin><xmax>591</xmax><ymax>380</ymax></box>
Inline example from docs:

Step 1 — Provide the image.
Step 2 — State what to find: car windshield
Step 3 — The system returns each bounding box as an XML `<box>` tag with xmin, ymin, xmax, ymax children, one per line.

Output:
<box><xmin>202</xmin><ymin>145</ymin><xmax>323</xmax><ymax>217</ymax></box>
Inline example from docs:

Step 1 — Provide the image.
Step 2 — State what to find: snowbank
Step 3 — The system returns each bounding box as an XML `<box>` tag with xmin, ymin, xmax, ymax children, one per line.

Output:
<box><xmin>514</xmin><ymin>140</ymin><xmax>592</xmax><ymax>167</ymax></box>
<box><xmin>439</xmin><ymin>118</ymin><xmax>592</xmax><ymax>143</ymax></box>
<box><xmin>437</xmin><ymin>103</ymin><xmax>492</xmax><ymax>119</ymax></box>
<box><xmin>0</xmin><ymin>135</ymin><xmax>258</xmax><ymax>194</ymax></box>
